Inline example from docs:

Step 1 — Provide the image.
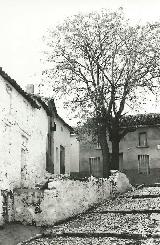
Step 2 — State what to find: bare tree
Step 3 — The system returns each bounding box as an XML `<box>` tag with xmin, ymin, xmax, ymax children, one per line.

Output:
<box><xmin>43</xmin><ymin>8</ymin><xmax>160</xmax><ymax>177</ymax></box>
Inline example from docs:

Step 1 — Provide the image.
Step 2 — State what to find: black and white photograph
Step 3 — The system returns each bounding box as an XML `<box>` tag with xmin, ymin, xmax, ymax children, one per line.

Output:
<box><xmin>0</xmin><ymin>0</ymin><xmax>160</xmax><ymax>244</ymax></box>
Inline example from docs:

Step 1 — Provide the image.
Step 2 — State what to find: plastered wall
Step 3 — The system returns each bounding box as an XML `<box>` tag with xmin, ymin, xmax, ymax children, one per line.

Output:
<box><xmin>70</xmin><ymin>134</ymin><xmax>80</xmax><ymax>173</ymax></box>
<box><xmin>53</xmin><ymin>117</ymin><xmax>71</xmax><ymax>174</ymax></box>
<box><xmin>0</xmin><ymin>75</ymin><xmax>48</xmax><ymax>189</ymax></box>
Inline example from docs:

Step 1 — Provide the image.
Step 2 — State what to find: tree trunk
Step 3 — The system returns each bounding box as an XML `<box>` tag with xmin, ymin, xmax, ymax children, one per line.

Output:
<box><xmin>98</xmin><ymin>124</ymin><xmax>110</xmax><ymax>178</ymax></box>
<box><xmin>111</xmin><ymin>138</ymin><xmax>119</xmax><ymax>170</ymax></box>
<box><xmin>101</xmin><ymin>144</ymin><xmax>110</xmax><ymax>178</ymax></box>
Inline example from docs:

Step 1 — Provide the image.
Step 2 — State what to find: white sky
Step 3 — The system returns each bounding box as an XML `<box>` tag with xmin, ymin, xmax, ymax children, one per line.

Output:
<box><xmin>0</xmin><ymin>0</ymin><xmax>160</xmax><ymax>85</ymax></box>
<box><xmin>0</xmin><ymin>0</ymin><xmax>160</xmax><ymax>124</ymax></box>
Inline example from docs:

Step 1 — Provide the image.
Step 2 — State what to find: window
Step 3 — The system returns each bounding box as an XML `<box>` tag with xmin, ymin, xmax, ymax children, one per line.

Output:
<box><xmin>139</xmin><ymin>132</ymin><xmax>147</xmax><ymax>147</ymax></box>
<box><xmin>89</xmin><ymin>157</ymin><xmax>100</xmax><ymax>165</ymax></box>
<box><xmin>96</xmin><ymin>142</ymin><xmax>101</xmax><ymax>149</ymax></box>
<box><xmin>138</xmin><ymin>155</ymin><xmax>149</xmax><ymax>174</ymax></box>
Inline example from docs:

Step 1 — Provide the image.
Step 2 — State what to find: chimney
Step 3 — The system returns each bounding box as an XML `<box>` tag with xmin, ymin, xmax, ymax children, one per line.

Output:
<box><xmin>25</xmin><ymin>84</ymin><xmax>34</xmax><ymax>94</ymax></box>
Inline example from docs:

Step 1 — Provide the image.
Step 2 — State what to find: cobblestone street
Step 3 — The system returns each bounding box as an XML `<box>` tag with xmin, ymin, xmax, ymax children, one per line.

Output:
<box><xmin>23</xmin><ymin>186</ymin><xmax>160</xmax><ymax>245</ymax></box>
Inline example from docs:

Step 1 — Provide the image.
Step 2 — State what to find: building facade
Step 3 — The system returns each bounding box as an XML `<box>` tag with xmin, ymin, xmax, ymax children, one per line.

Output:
<box><xmin>79</xmin><ymin>134</ymin><xmax>103</xmax><ymax>178</ymax></box>
<box><xmin>79</xmin><ymin>114</ymin><xmax>160</xmax><ymax>185</ymax></box>
<box><xmin>52</xmin><ymin>115</ymin><xmax>78</xmax><ymax>175</ymax></box>
<box><xmin>0</xmin><ymin>68</ymin><xmax>80</xmax><ymax>225</ymax></box>
<box><xmin>0</xmin><ymin>68</ymin><xmax>80</xmax><ymax>190</ymax></box>
<box><xmin>0</xmin><ymin>68</ymin><xmax>49</xmax><ymax>190</ymax></box>
<box><xmin>120</xmin><ymin>124</ymin><xmax>160</xmax><ymax>185</ymax></box>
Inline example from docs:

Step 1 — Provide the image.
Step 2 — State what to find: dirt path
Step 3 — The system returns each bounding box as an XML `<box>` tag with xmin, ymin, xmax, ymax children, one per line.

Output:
<box><xmin>0</xmin><ymin>223</ymin><xmax>43</xmax><ymax>245</ymax></box>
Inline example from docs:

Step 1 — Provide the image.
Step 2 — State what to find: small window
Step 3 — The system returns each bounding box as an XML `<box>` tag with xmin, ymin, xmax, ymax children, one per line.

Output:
<box><xmin>96</xmin><ymin>142</ymin><xmax>101</xmax><ymax>149</ymax></box>
<box><xmin>138</xmin><ymin>155</ymin><xmax>149</xmax><ymax>175</ymax></box>
<box><xmin>139</xmin><ymin>132</ymin><xmax>147</xmax><ymax>147</ymax></box>
<box><xmin>89</xmin><ymin>157</ymin><xmax>100</xmax><ymax>165</ymax></box>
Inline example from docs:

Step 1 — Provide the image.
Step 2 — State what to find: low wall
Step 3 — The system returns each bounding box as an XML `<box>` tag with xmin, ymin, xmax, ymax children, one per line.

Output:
<box><xmin>0</xmin><ymin>190</ymin><xmax>14</xmax><ymax>226</ymax></box>
<box><xmin>14</xmin><ymin>178</ymin><xmax>111</xmax><ymax>226</ymax></box>
<box><xmin>124</xmin><ymin>168</ymin><xmax>160</xmax><ymax>186</ymax></box>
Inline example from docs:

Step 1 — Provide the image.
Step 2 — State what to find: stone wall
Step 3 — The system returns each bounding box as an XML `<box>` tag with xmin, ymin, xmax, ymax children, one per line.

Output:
<box><xmin>14</xmin><ymin>178</ymin><xmax>111</xmax><ymax>226</ymax></box>
<box><xmin>0</xmin><ymin>190</ymin><xmax>14</xmax><ymax>226</ymax></box>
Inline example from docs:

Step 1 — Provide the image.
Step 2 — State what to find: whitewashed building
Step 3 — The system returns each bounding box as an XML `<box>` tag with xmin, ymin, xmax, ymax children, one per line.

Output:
<box><xmin>0</xmin><ymin>68</ymin><xmax>80</xmax><ymax>190</ymax></box>
<box><xmin>0</xmin><ymin>68</ymin><xmax>80</xmax><ymax>225</ymax></box>
<box><xmin>0</xmin><ymin>68</ymin><xmax>50</xmax><ymax>190</ymax></box>
<box><xmin>52</xmin><ymin>111</ymin><xmax>79</xmax><ymax>175</ymax></box>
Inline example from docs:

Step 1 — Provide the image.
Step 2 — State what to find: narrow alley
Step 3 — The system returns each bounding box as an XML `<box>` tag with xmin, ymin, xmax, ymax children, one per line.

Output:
<box><xmin>22</xmin><ymin>185</ymin><xmax>160</xmax><ymax>245</ymax></box>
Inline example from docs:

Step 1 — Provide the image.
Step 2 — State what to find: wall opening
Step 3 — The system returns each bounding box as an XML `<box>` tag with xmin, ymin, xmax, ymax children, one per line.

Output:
<box><xmin>138</xmin><ymin>154</ymin><xmax>150</xmax><ymax>174</ymax></box>
<box><xmin>89</xmin><ymin>157</ymin><xmax>100</xmax><ymax>177</ymax></box>
<box><xmin>60</xmin><ymin>145</ymin><xmax>65</xmax><ymax>174</ymax></box>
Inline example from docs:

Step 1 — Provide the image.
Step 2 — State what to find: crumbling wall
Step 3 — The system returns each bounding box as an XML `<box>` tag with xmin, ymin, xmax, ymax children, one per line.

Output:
<box><xmin>14</xmin><ymin>178</ymin><xmax>111</xmax><ymax>226</ymax></box>
<box><xmin>0</xmin><ymin>190</ymin><xmax>14</xmax><ymax>226</ymax></box>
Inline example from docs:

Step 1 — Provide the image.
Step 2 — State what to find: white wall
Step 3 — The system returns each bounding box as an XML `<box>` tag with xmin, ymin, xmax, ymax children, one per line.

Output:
<box><xmin>53</xmin><ymin>117</ymin><xmax>71</xmax><ymax>174</ymax></box>
<box><xmin>0</xmin><ymin>75</ymin><xmax>48</xmax><ymax>189</ymax></box>
<box><xmin>70</xmin><ymin>134</ymin><xmax>79</xmax><ymax>173</ymax></box>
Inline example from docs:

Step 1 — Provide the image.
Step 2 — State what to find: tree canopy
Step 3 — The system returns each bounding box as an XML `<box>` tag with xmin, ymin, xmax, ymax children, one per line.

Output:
<box><xmin>43</xmin><ymin>8</ymin><xmax>160</xmax><ymax>176</ymax></box>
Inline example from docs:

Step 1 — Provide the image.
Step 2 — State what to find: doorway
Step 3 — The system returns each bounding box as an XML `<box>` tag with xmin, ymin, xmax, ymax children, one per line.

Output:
<box><xmin>60</xmin><ymin>145</ymin><xmax>65</xmax><ymax>174</ymax></box>
<box><xmin>109</xmin><ymin>152</ymin><xmax>123</xmax><ymax>171</ymax></box>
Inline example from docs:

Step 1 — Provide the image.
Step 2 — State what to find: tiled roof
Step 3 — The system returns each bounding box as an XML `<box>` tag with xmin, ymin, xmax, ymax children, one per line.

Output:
<box><xmin>121</xmin><ymin>113</ymin><xmax>160</xmax><ymax>128</ymax></box>
<box><xmin>0</xmin><ymin>67</ymin><xmax>39</xmax><ymax>109</ymax></box>
<box><xmin>29</xmin><ymin>94</ymin><xmax>52</xmax><ymax>116</ymax></box>
<box><xmin>30</xmin><ymin>94</ymin><xmax>74</xmax><ymax>132</ymax></box>
<box><xmin>56</xmin><ymin>113</ymin><xmax>74</xmax><ymax>132</ymax></box>
<box><xmin>0</xmin><ymin>67</ymin><xmax>78</xmax><ymax>132</ymax></box>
